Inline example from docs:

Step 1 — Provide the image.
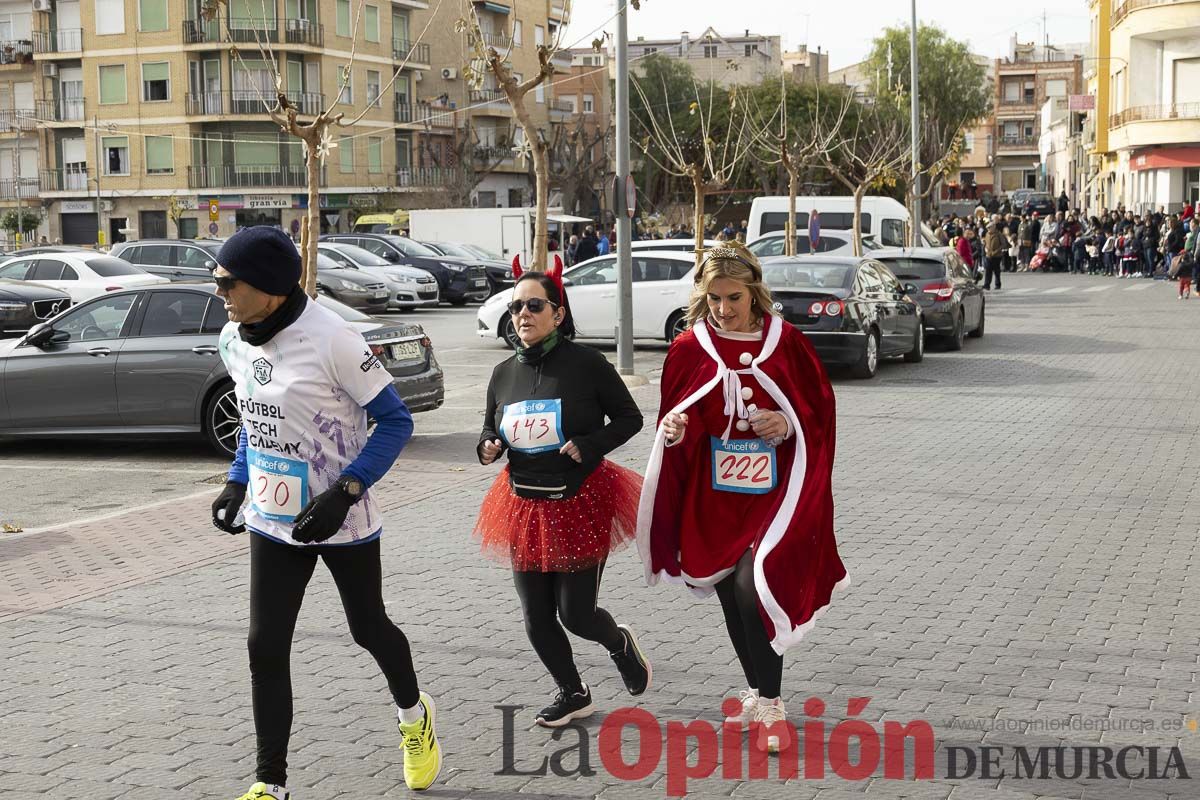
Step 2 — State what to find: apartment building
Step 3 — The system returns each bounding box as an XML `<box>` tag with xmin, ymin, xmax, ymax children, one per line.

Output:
<box><xmin>993</xmin><ymin>39</ymin><xmax>1083</xmax><ymax>195</ymax></box>
<box><xmin>630</xmin><ymin>28</ymin><xmax>782</xmax><ymax>88</ymax></box>
<box><xmin>547</xmin><ymin>47</ymin><xmax>609</xmax><ymax>217</ymax></box>
<box><xmin>1099</xmin><ymin>0</ymin><xmax>1200</xmax><ymax>214</ymax></box>
<box><xmin>0</xmin><ymin>0</ymin><xmax>38</xmax><ymax>241</ymax></box>
<box><xmin>782</xmin><ymin>44</ymin><xmax>827</xmax><ymax>84</ymax></box>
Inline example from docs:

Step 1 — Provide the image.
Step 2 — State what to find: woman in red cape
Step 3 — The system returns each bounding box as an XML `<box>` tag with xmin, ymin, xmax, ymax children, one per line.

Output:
<box><xmin>636</xmin><ymin>243</ymin><xmax>848</xmax><ymax>751</ymax></box>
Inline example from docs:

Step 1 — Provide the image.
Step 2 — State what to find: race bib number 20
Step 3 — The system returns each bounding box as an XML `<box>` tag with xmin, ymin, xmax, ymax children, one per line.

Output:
<box><xmin>711</xmin><ymin>437</ymin><xmax>777</xmax><ymax>494</ymax></box>
<box><xmin>248</xmin><ymin>450</ymin><xmax>310</xmax><ymax>521</ymax></box>
<box><xmin>500</xmin><ymin>399</ymin><xmax>565</xmax><ymax>454</ymax></box>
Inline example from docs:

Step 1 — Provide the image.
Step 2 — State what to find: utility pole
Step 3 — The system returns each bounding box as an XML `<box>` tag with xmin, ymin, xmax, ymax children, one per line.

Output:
<box><xmin>12</xmin><ymin>96</ymin><xmax>22</xmax><ymax>246</ymax></box>
<box><xmin>614</xmin><ymin>0</ymin><xmax>634</xmax><ymax>377</ymax></box>
<box><xmin>908</xmin><ymin>0</ymin><xmax>921</xmax><ymax>247</ymax></box>
<box><xmin>94</xmin><ymin>114</ymin><xmax>103</xmax><ymax>248</ymax></box>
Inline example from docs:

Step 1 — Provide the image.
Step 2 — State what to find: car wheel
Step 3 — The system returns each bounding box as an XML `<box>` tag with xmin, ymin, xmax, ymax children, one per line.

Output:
<box><xmin>501</xmin><ymin>316</ymin><xmax>521</xmax><ymax>350</ymax></box>
<box><xmin>665</xmin><ymin>310</ymin><xmax>688</xmax><ymax>343</ymax></box>
<box><xmin>851</xmin><ymin>327</ymin><xmax>879</xmax><ymax>379</ymax></box>
<box><xmin>903</xmin><ymin>321</ymin><xmax>924</xmax><ymax>363</ymax></box>
<box><xmin>449</xmin><ymin>298</ymin><xmax>469</xmax><ymax>307</ymax></box>
<box><xmin>968</xmin><ymin>302</ymin><xmax>985</xmax><ymax>338</ymax></box>
<box><xmin>203</xmin><ymin>383</ymin><xmax>241</xmax><ymax>458</ymax></box>
<box><xmin>946</xmin><ymin>310</ymin><xmax>965</xmax><ymax>351</ymax></box>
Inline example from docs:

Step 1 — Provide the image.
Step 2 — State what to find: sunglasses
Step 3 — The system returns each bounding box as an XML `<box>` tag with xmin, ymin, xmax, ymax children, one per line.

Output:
<box><xmin>507</xmin><ymin>297</ymin><xmax>558</xmax><ymax>316</ymax></box>
<box><xmin>213</xmin><ymin>275</ymin><xmax>240</xmax><ymax>291</ymax></box>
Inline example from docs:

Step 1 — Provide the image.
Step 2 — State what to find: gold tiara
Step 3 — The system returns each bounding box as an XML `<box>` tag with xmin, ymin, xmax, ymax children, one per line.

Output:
<box><xmin>699</xmin><ymin>246</ymin><xmax>761</xmax><ymax>280</ymax></box>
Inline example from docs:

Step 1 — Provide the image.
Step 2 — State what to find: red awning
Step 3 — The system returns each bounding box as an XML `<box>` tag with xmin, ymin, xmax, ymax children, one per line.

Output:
<box><xmin>1130</xmin><ymin>146</ymin><xmax>1200</xmax><ymax>171</ymax></box>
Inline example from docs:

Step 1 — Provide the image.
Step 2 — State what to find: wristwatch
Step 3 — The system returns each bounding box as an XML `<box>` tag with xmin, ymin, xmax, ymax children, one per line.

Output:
<box><xmin>337</xmin><ymin>476</ymin><xmax>365</xmax><ymax>502</ymax></box>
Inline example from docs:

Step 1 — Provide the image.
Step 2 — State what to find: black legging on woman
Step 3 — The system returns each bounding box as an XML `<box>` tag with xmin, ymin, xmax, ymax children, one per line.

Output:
<box><xmin>248</xmin><ymin>534</ymin><xmax>420</xmax><ymax>786</ymax></box>
<box><xmin>512</xmin><ymin>562</ymin><xmax>626</xmax><ymax>691</ymax></box>
<box><xmin>714</xmin><ymin>548</ymin><xmax>783</xmax><ymax>699</ymax></box>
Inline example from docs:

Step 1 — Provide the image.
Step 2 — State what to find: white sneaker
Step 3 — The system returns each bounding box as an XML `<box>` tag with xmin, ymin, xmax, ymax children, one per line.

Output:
<box><xmin>751</xmin><ymin>697</ymin><xmax>790</xmax><ymax>752</ymax></box>
<box><xmin>724</xmin><ymin>688</ymin><xmax>759</xmax><ymax>724</ymax></box>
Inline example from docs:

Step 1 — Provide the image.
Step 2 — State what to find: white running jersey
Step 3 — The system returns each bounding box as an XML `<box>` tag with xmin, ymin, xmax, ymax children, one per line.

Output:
<box><xmin>219</xmin><ymin>300</ymin><xmax>392</xmax><ymax>546</ymax></box>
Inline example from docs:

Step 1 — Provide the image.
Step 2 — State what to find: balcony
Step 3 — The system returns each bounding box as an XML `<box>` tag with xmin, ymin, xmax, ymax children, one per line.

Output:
<box><xmin>284</xmin><ymin>19</ymin><xmax>322</xmax><ymax>46</ymax></box>
<box><xmin>479</xmin><ymin>31</ymin><xmax>512</xmax><ymax>50</ymax></box>
<box><xmin>1112</xmin><ymin>0</ymin><xmax>1196</xmax><ymax>26</ymax></box>
<box><xmin>469</xmin><ymin>88</ymin><xmax>507</xmax><ymax>106</ymax></box>
<box><xmin>187</xmin><ymin>164</ymin><xmax>325</xmax><ymax>189</ymax></box>
<box><xmin>0</xmin><ymin>40</ymin><xmax>33</xmax><ymax>65</ymax></box>
<box><xmin>182</xmin><ymin>18</ymin><xmax>321</xmax><ymax>46</ymax></box>
<box><xmin>999</xmin><ymin>96</ymin><xmax>1036</xmax><ymax>109</ymax></box>
<box><xmin>549</xmin><ymin>99</ymin><xmax>574</xmax><ymax>120</ymax></box>
<box><xmin>996</xmin><ymin>135</ymin><xmax>1037</xmax><ymax>151</ymax></box>
<box><xmin>0</xmin><ymin>109</ymin><xmax>35</xmax><ymax>132</ymax></box>
<box><xmin>41</xmin><ymin>167</ymin><xmax>89</xmax><ymax>193</ymax></box>
<box><xmin>185</xmin><ymin>91</ymin><xmax>324</xmax><ymax>117</ymax></box>
<box><xmin>392</xmin><ymin>39</ymin><xmax>430</xmax><ymax>64</ymax></box>
<box><xmin>1110</xmin><ymin>102</ymin><xmax>1200</xmax><ymax>128</ymax></box>
<box><xmin>473</xmin><ymin>144</ymin><xmax>513</xmax><ymax>162</ymax></box>
<box><xmin>32</xmin><ymin>28</ymin><xmax>82</xmax><ymax>55</ymax></box>
<box><xmin>0</xmin><ymin>177</ymin><xmax>39</xmax><ymax>199</ymax></box>
<box><xmin>36</xmin><ymin>98</ymin><xmax>84</xmax><ymax>122</ymax></box>
<box><xmin>395</xmin><ymin>166</ymin><xmax>462</xmax><ymax>188</ymax></box>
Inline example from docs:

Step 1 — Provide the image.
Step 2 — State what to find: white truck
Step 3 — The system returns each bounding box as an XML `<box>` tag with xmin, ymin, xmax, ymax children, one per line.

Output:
<box><xmin>407</xmin><ymin>207</ymin><xmax>593</xmax><ymax>262</ymax></box>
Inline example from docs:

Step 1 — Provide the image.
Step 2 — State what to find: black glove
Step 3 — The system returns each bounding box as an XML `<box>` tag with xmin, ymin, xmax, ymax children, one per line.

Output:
<box><xmin>212</xmin><ymin>481</ymin><xmax>247</xmax><ymax>534</ymax></box>
<box><xmin>292</xmin><ymin>484</ymin><xmax>355</xmax><ymax>544</ymax></box>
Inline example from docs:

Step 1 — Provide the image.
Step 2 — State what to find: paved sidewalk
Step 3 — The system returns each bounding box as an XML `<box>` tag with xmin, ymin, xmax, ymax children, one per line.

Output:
<box><xmin>2</xmin><ymin>274</ymin><xmax>1198</xmax><ymax>799</ymax></box>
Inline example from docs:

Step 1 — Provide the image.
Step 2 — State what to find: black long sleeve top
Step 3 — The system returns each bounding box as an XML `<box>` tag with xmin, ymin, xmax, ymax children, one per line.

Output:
<box><xmin>478</xmin><ymin>338</ymin><xmax>643</xmax><ymax>495</ymax></box>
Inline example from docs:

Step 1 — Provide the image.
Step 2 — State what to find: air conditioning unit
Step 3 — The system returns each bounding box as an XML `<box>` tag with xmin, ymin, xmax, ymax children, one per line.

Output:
<box><xmin>413</xmin><ymin>71</ymin><xmax>422</xmax><ymax>82</ymax></box>
<box><xmin>42</xmin><ymin>63</ymin><xmax>58</xmax><ymax>78</ymax></box>
<box><xmin>441</xmin><ymin>67</ymin><xmax>457</xmax><ymax>80</ymax></box>
<box><xmin>32</xmin><ymin>0</ymin><xmax>51</xmax><ymax>12</ymax></box>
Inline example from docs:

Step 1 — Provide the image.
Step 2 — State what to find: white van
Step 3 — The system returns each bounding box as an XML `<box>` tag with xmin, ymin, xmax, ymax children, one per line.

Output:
<box><xmin>747</xmin><ymin>196</ymin><xmax>937</xmax><ymax>248</ymax></box>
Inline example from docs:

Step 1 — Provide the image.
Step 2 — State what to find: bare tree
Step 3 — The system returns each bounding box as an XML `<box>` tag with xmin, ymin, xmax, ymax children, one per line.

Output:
<box><xmin>421</xmin><ymin>117</ymin><xmax>512</xmax><ymax>207</ymax></box>
<box><xmin>542</xmin><ymin>115</ymin><xmax>611</xmax><ymax>218</ymax></box>
<box><xmin>903</xmin><ymin>111</ymin><xmax>969</xmax><ymax>234</ymax></box>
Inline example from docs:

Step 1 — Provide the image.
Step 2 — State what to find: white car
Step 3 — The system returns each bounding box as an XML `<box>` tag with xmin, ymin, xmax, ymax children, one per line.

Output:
<box><xmin>317</xmin><ymin>242</ymin><xmax>439</xmax><ymax>309</ymax></box>
<box><xmin>478</xmin><ymin>251</ymin><xmax>696</xmax><ymax>348</ymax></box>
<box><xmin>746</xmin><ymin>230</ymin><xmax>880</xmax><ymax>258</ymax></box>
<box><xmin>628</xmin><ymin>238</ymin><xmax>720</xmax><ymax>252</ymax></box>
<box><xmin>0</xmin><ymin>251</ymin><xmax>168</xmax><ymax>302</ymax></box>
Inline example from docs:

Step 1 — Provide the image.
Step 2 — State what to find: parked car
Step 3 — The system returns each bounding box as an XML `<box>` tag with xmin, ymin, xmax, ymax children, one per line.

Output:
<box><xmin>321</xmin><ymin>233</ymin><xmax>490</xmax><ymax>305</ymax></box>
<box><xmin>11</xmin><ymin>246</ymin><xmax>93</xmax><ymax>255</ymax></box>
<box><xmin>629</xmin><ymin>239</ymin><xmax>720</xmax><ymax>252</ymax></box>
<box><xmin>110</xmin><ymin>239</ymin><xmax>224</xmax><ymax>281</ymax></box>
<box><xmin>0</xmin><ymin>285</ymin><xmax>444</xmax><ymax>456</ymax></box>
<box><xmin>314</xmin><ymin>254</ymin><xmax>390</xmax><ymax>312</ymax></box>
<box><xmin>746</xmin><ymin>231</ymin><xmax>879</xmax><ymax>259</ymax></box>
<box><xmin>1021</xmin><ymin>192</ymin><xmax>1055</xmax><ymax>217</ymax></box>
<box><xmin>0</xmin><ymin>252</ymin><xmax>168</xmax><ymax>302</ymax></box>
<box><xmin>318</xmin><ymin>242</ymin><xmax>439</xmax><ymax>310</ymax></box>
<box><xmin>868</xmin><ymin>247</ymin><xmax>985</xmax><ymax>349</ymax></box>
<box><xmin>0</xmin><ymin>279</ymin><xmax>72</xmax><ymax>337</ymax></box>
<box><xmin>478</xmin><ymin>251</ymin><xmax>696</xmax><ymax>348</ymax></box>
<box><xmin>420</xmin><ymin>241</ymin><xmax>513</xmax><ymax>295</ymax></box>
<box><xmin>762</xmin><ymin>256</ymin><xmax>924</xmax><ymax>379</ymax></box>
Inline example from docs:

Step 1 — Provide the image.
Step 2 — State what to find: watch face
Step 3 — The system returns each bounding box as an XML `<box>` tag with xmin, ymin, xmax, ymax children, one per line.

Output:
<box><xmin>343</xmin><ymin>479</ymin><xmax>364</xmax><ymax>497</ymax></box>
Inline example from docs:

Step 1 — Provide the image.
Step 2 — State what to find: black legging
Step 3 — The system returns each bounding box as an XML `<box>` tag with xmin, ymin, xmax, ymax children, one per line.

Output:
<box><xmin>512</xmin><ymin>562</ymin><xmax>625</xmax><ymax>692</ymax></box>
<box><xmin>715</xmin><ymin>548</ymin><xmax>783</xmax><ymax>699</ymax></box>
<box><xmin>248</xmin><ymin>533</ymin><xmax>420</xmax><ymax>786</ymax></box>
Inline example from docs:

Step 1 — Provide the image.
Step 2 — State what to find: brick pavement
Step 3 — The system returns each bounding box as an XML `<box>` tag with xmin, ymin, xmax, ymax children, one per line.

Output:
<box><xmin>1</xmin><ymin>273</ymin><xmax>1198</xmax><ymax>799</ymax></box>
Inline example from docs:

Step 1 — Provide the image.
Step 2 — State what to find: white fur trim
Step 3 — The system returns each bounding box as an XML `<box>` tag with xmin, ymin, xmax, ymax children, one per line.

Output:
<box><xmin>768</xmin><ymin>576</ymin><xmax>851</xmax><ymax>655</ymax></box>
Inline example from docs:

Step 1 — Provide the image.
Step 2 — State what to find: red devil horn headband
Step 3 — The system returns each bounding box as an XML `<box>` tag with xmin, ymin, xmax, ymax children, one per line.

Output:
<box><xmin>510</xmin><ymin>254</ymin><xmax>566</xmax><ymax>300</ymax></box>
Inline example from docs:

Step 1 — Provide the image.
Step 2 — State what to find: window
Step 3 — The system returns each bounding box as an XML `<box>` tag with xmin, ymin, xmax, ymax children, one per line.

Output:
<box><xmin>138</xmin><ymin>0</ymin><xmax>167</xmax><ymax>31</ymax></box>
<box><xmin>367</xmin><ymin>70</ymin><xmax>381</xmax><ymax>106</ymax></box>
<box><xmin>145</xmin><ymin>136</ymin><xmax>173</xmax><ymax>174</ymax></box>
<box><xmin>139</xmin><ymin>292</ymin><xmax>210</xmax><ymax>336</ymax></box>
<box><xmin>1003</xmin><ymin>80</ymin><xmax>1020</xmax><ymax>101</ymax></box>
<box><xmin>854</xmin><ymin>264</ymin><xmax>883</xmax><ymax>295</ymax></box>
<box><xmin>99</xmin><ymin>65</ymin><xmax>127</xmax><ymax>105</ymax></box>
<box><xmin>744</xmin><ymin>44</ymin><xmax>758</xmax><ymax>57</ymax></box>
<box><xmin>1045</xmin><ymin>79</ymin><xmax>1067</xmax><ymax>97</ymax></box>
<box><xmin>103</xmin><ymin>136</ymin><xmax>129</xmax><ymax>175</ymax></box>
<box><xmin>367</xmin><ymin>136</ymin><xmax>382</xmax><ymax>173</ymax></box>
<box><xmin>582</xmin><ymin>93</ymin><xmax>594</xmax><ymax>113</ymax></box>
<box><xmin>0</xmin><ymin>259</ymin><xmax>34</xmax><ymax>279</ymax></box>
<box><xmin>339</xmin><ymin>135</ymin><xmax>354</xmax><ymax>173</ymax></box>
<box><xmin>129</xmin><ymin>243</ymin><xmax>172</xmax><ymax>265</ymax></box>
<box><xmin>703</xmin><ymin>45</ymin><xmax>718</xmax><ymax>59</ymax></box>
<box><xmin>561</xmin><ymin>95</ymin><xmax>576</xmax><ymax>112</ymax></box>
<box><xmin>96</xmin><ymin>0</ymin><xmax>125</xmax><ymax>35</ymax></box>
<box><xmin>55</xmin><ymin>294</ymin><xmax>137</xmax><ymax>342</ymax></box>
<box><xmin>568</xmin><ymin>257</ymin><xmax>616</xmax><ymax>284</ymax></box>
<box><xmin>963</xmin><ymin>133</ymin><xmax>974</xmax><ymax>153</ymax></box>
<box><xmin>339</xmin><ymin>65</ymin><xmax>353</xmax><ymax>104</ymax></box>
<box><xmin>142</xmin><ymin>62</ymin><xmax>170</xmax><ymax>101</ymax></box>
<box><xmin>364</xmin><ymin>4</ymin><xmax>379</xmax><ymax>42</ymax></box>
<box><xmin>535</xmin><ymin>83</ymin><xmax>544</xmax><ymax>104</ymax></box>
<box><xmin>535</xmin><ymin>25</ymin><xmax>544</xmax><ymax>47</ymax></box>
<box><xmin>29</xmin><ymin>259</ymin><xmax>66</xmax><ymax>280</ymax></box>
<box><xmin>512</xmin><ymin>20</ymin><xmax>522</xmax><ymax>46</ymax></box>
<box><xmin>643</xmin><ymin>46</ymin><xmax>657</xmax><ymax>56</ymax></box>
<box><xmin>881</xmin><ymin>218</ymin><xmax>907</xmax><ymax>248</ymax></box>
<box><xmin>336</xmin><ymin>0</ymin><xmax>350</xmax><ymax>36</ymax></box>
<box><xmin>203</xmin><ymin>297</ymin><xmax>229</xmax><ymax>333</ymax></box>
<box><xmin>88</xmin><ymin>258</ymin><xmax>145</xmax><ymax>277</ymax></box>
<box><xmin>632</xmin><ymin>257</ymin><xmax>678</xmax><ymax>282</ymax></box>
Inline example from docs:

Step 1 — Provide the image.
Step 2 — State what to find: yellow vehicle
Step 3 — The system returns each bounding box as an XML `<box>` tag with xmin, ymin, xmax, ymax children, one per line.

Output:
<box><xmin>352</xmin><ymin>210</ymin><xmax>410</xmax><ymax>234</ymax></box>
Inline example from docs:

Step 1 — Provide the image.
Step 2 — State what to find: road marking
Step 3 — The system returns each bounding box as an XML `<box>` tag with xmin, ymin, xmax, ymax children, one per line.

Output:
<box><xmin>0</xmin><ymin>463</ymin><xmax>218</xmax><ymax>474</ymax></box>
<box><xmin>12</xmin><ymin>487</ymin><xmax>221</xmax><ymax>538</ymax></box>
<box><xmin>1084</xmin><ymin>285</ymin><xmax>1113</xmax><ymax>293</ymax></box>
<box><xmin>1042</xmin><ymin>286</ymin><xmax>1071</xmax><ymax>294</ymax></box>
<box><xmin>1006</xmin><ymin>287</ymin><xmax>1037</xmax><ymax>294</ymax></box>
<box><xmin>1124</xmin><ymin>283</ymin><xmax>1154</xmax><ymax>291</ymax></box>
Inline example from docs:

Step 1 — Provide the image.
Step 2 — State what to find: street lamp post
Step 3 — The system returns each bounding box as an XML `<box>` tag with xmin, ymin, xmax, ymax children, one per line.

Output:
<box><xmin>908</xmin><ymin>0</ymin><xmax>921</xmax><ymax>247</ymax></box>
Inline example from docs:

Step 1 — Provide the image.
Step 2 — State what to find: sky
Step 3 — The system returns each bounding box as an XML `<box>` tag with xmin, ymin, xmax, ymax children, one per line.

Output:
<box><xmin>562</xmin><ymin>0</ymin><xmax>1091</xmax><ymax>71</ymax></box>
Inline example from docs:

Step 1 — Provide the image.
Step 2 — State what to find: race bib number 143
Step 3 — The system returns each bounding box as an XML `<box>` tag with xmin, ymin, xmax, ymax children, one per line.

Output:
<box><xmin>711</xmin><ymin>437</ymin><xmax>777</xmax><ymax>494</ymax></box>
<box><xmin>500</xmin><ymin>399</ymin><xmax>565</xmax><ymax>454</ymax></box>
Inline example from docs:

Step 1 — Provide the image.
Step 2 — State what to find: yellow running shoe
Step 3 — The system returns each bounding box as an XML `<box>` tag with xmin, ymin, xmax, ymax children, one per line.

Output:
<box><xmin>398</xmin><ymin>691</ymin><xmax>442</xmax><ymax>791</ymax></box>
<box><xmin>234</xmin><ymin>783</ymin><xmax>288</xmax><ymax>800</ymax></box>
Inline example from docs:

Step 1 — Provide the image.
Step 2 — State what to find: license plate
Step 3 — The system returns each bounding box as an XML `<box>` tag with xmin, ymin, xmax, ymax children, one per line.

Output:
<box><xmin>388</xmin><ymin>341</ymin><xmax>422</xmax><ymax>361</ymax></box>
<box><xmin>473</xmin><ymin>279</ymin><xmax>487</xmax><ymax>287</ymax></box>
<box><xmin>374</xmin><ymin>290</ymin><xmax>388</xmax><ymax>299</ymax></box>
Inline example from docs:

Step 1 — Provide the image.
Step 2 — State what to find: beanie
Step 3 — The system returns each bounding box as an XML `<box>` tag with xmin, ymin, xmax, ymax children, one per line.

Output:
<box><xmin>216</xmin><ymin>226</ymin><xmax>302</xmax><ymax>296</ymax></box>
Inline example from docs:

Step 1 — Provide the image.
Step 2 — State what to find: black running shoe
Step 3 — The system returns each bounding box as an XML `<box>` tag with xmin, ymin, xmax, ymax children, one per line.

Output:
<box><xmin>535</xmin><ymin>685</ymin><xmax>594</xmax><ymax>728</ymax></box>
<box><xmin>610</xmin><ymin>624</ymin><xmax>652</xmax><ymax>697</ymax></box>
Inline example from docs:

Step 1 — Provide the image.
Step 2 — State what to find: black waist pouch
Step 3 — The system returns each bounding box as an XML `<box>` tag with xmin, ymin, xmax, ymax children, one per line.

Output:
<box><xmin>508</xmin><ymin>467</ymin><xmax>586</xmax><ymax>500</ymax></box>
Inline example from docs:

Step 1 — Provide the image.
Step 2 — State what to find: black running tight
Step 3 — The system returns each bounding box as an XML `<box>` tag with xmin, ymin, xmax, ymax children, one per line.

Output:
<box><xmin>248</xmin><ymin>533</ymin><xmax>419</xmax><ymax>786</ymax></box>
<box><xmin>512</xmin><ymin>562</ymin><xmax>626</xmax><ymax>691</ymax></box>
<box><xmin>714</xmin><ymin>548</ymin><xmax>784</xmax><ymax>699</ymax></box>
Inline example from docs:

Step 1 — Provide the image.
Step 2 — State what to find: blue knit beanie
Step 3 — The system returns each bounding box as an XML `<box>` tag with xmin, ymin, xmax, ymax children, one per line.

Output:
<box><xmin>217</xmin><ymin>226</ymin><xmax>302</xmax><ymax>296</ymax></box>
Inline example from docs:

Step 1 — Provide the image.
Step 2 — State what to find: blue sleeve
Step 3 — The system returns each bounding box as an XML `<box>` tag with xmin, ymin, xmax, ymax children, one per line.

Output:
<box><xmin>342</xmin><ymin>384</ymin><xmax>413</xmax><ymax>488</ymax></box>
<box><xmin>228</xmin><ymin>427</ymin><xmax>249</xmax><ymax>485</ymax></box>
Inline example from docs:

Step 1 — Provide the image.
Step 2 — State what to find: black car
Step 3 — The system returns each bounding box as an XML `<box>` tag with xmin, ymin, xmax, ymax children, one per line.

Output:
<box><xmin>763</xmin><ymin>256</ymin><xmax>924</xmax><ymax>379</ymax></box>
<box><xmin>1021</xmin><ymin>192</ymin><xmax>1055</xmax><ymax>217</ymax></box>
<box><xmin>321</xmin><ymin>233</ymin><xmax>490</xmax><ymax>305</ymax></box>
<box><xmin>109</xmin><ymin>239</ymin><xmax>224</xmax><ymax>281</ymax></box>
<box><xmin>869</xmin><ymin>247</ymin><xmax>985</xmax><ymax>349</ymax></box>
<box><xmin>421</xmin><ymin>240</ymin><xmax>513</xmax><ymax>295</ymax></box>
<box><xmin>0</xmin><ymin>279</ymin><xmax>72</xmax><ymax>337</ymax></box>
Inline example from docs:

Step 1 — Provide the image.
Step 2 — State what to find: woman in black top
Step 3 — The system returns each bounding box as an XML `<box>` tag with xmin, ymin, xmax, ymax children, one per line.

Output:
<box><xmin>474</xmin><ymin>262</ymin><xmax>651</xmax><ymax>727</ymax></box>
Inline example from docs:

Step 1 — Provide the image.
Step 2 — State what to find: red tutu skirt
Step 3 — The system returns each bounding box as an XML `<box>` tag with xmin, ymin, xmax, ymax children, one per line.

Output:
<box><xmin>474</xmin><ymin>460</ymin><xmax>643</xmax><ymax>572</ymax></box>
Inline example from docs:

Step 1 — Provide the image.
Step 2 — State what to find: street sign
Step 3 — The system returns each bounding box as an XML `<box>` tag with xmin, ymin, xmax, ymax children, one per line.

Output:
<box><xmin>624</xmin><ymin>175</ymin><xmax>636</xmax><ymax>219</ymax></box>
<box><xmin>209</xmin><ymin>222</ymin><xmax>219</xmax><ymax>235</ymax></box>
<box><xmin>208</xmin><ymin>199</ymin><xmax>220</xmax><ymax>222</ymax></box>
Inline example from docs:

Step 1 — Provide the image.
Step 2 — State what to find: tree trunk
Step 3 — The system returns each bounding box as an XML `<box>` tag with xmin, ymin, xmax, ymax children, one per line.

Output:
<box><xmin>785</xmin><ymin>167</ymin><xmax>799</xmax><ymax>257</ymax></box>
<box><xmin>303</xmin><ymin>140</ymin><xmax>321</xmax><ymax>297</ymax></box>
<box><xmin>692</xmin><ymin>170</ymin><xmax>705</xmax><ymax>267</ymax></box>
<box><xmin>532</xmin><ymin>142</ymin><xmax>549</xmax><ymax>270</ymax></box>
<box><xmin>852</xmin><ymin>184</ymin><xmax>866</xmax><ymax>257</ymax></box>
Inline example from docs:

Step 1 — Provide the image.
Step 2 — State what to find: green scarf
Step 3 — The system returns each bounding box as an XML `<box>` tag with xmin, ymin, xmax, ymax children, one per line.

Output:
<box><xmin>516</xmin><ymin>328</ymin><xmax>561</xmax><ymax>365</ymax></box>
